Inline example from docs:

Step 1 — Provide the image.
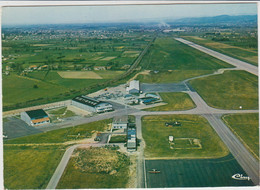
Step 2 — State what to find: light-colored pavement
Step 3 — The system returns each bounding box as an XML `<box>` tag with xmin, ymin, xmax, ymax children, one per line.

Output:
<box><xmin>135</xmin><ymin>115</ymin><xmax>146</xmax><ymax>188</ymax></box>
<box><xmin>175</xmin><ymin>38</ymin><xmax>258</xmax><ymax>76</ymax></box>
<box><xmin>204</xmin><ymin>114</ymin><xmax>259</xmax><ymax>185</ymax></box>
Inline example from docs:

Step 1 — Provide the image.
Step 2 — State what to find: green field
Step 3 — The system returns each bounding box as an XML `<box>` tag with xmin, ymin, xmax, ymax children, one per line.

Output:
<box><xmin>222</xmin><ymin>113</ymin><xmax>259</xmax><ymax>159</ymax></box>
<box><xmin>57</xmin><ymin>146</ymin><xmax>130</xmax><ymax>189</ymax></box>
<box><xmin>142</xmin><ymin>115</ymin><xmax>229</xmax><ymax>158</ymax></box>
<box><xmin>4</xmin><ymin>119</ymin><xmax>111</xmax><ymax>144</ymax></box>
<box><xmin>109</xmin><ymin>135</ymin><xmax>127</xmax><ymax>143</ymax></box>
<box><xmin>183</xmin><ymin>36</ymin><xmax>258</xmax><ymax>66</ymax></box>
<box><xmin>189</xmin><ymin>70</ymin><xmax>258</xmax><ymax>110</ymax></box>
<box><xmin>136</xmin><ymin>70</ymin><xmax>211</xmax><ymax>83</ymax></box>
<box><xmin>145</xmin><ymin>92</ymin><xmax>196</xmax><ymax>111</ymax></box>
<box><xmin>4</xmin><ymin>145</ymin><xmax>65</xmax><ymax>189</ymax></box>
<box><xmin>140</xmin><ymin>37</ymin><xmax>233</xmax><ymax>71</ymax></box>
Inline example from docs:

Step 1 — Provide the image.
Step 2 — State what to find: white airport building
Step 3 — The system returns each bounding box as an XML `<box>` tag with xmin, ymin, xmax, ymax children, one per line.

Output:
<box><xmin>72</xmin><ymin>95</ymin><xmax>113</xmax><ymax>113</ymax></box>
<box><xmin>112</xmin><ymin>115</ymin><xmax>128</xmax><ymax>129</ymax></box>
<box><xmin>126</xmin><ymin>80</ymin><xmax>140</xmax><ymax>94</ymax></box>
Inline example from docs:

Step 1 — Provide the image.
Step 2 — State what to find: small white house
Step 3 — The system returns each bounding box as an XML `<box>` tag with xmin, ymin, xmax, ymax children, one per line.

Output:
<box><xmin>169</xmin><ymin>136</ymin><xmax>174</xmax><ymax>142</ymax></box>
<box><xmin>112</xmin><ymin>115</ymin><xmax>128</xmax><ymax>129</ymax></box>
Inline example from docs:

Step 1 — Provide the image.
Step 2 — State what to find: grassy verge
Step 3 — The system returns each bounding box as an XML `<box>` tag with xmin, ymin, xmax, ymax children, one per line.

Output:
<box><xmin>4</xmin><ymin>145</ymin><xmax>65</xmax><ymax>189</ymax></box>
<box><xmin>109</xmin><ymin>135</ymin><xmax>127</xmax><ymax>143</ymax></box>
<box><xmin>189</xmin><ymin>70</ymin><xmax>258</xmax><ymax>110</ymax></box>
<box><xmin>142</xmin><ymin>115</ymin><xmax>229</xmax><ymax>158</ymax></box>
<box><xmin>136</xmin><ymin>70</ymin><xmax>212</xmax><ymax>83</ymax></box>
<box><xmin>47</xmin><ymin>107</ymin><xmax>76</xmax><ymax>120</ymax></box>
<box><xmin>4</xmin><ymin>119</ymin><xmax>111</xmax><ymax>144</ymax></box>
<box><xmin>57</xmin><ymin>146</ymin><xmax>130</xmax><ymax>188</ymax></box>
<box><xmin>222</xmin><ymin>113</ymin><xmax>259</xmax><ymax>159</ymax></box>
<box><xmin>145</xmin><ymin>92</ymin><xmax>196</xmax><ymax>111</ymax></box>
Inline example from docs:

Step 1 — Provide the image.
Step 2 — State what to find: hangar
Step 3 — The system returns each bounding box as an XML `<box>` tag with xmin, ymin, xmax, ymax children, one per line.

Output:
<box><xmin>72</xmin><ymin>95</ymin><xmax>113</xmax><ymax>113</ymax></box>
<box><xmin>21</xmin><ymin>109</ymin><xmax>50</xmax><ymax>126</ymax></box>
<box><xmin>126</xmin><ymin>80</ymin><xmax>140</xmax><ymax>94</ymax></box>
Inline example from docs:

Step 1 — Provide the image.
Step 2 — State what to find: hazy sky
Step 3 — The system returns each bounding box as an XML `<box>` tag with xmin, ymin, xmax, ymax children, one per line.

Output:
<box><xmin>2</xmin><ymin>3</ymin><xmax>257</xmax><ymax>25</ymax></box>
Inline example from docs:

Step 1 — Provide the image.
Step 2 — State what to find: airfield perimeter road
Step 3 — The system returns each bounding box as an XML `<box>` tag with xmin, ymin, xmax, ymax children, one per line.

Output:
<box><xmin>46</xmin><ymin>143</ymin><xmax>124</xmax><ymax>189</ymax></box>
<box><xmin>175</xmin><ymin>38</ymin><xmax>258</xmax><ymax>76</ymax></box>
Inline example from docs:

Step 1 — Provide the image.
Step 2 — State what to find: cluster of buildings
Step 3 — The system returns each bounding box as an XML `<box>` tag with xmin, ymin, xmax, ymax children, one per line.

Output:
<box><xmin>111</xmin><ymin>115</ymin><xmax>137</xmax><ymax>151</ymax></box>
<box><xmin>21</xmin><ymin>95</ymin><xmax>114</xmax><ymax>127</ymax></box>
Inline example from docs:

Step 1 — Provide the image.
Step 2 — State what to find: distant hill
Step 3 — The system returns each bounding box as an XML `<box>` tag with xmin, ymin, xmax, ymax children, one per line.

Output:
<box><xmin>170</xmin><ymin>15</ymin><xmax>257</xmax><ymax>26</ymax></box>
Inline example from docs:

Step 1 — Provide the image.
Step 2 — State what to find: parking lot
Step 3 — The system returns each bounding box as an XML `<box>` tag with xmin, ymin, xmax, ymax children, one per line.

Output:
<box><xmin>3</xmin><ymin>117</ymin><xmax>42</xmax><ymax>139</ymax></box>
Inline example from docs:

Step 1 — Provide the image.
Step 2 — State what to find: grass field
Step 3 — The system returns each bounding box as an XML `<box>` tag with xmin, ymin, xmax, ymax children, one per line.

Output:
<box><xmin>189</xmin><ymin>70</ymin><xmax>258</xmax><ymax>110</ymax></box>
<box><xmin>5</xmin><ymin>119</ymin><xmax>111</xmax><ymax>144</ymax></box>
<box><xmin>145</xmin><ymin>92</ymin><xmax>196</xmax><ymax>111</ymax></box>
<box><xmin>109</xmin><ymin>135</ymin><xmax>127</xmax><ymax>143</ymax></box>
<box><xmin>146</xmin><ymin>154</ymin><xmax>254</xmax><ymax>187</ymax></box>
<box><xmin>4</xmin><ymin>145</ymin><xmax>65</xmax><ymax>189</ymax></box>
<box><xmin>222</xmin><ymin>113</ymin><xmax>259</xmax><ymax>159</ymax></box>
<box><xmin>2</xmin><ymin>74</ymin><xmax>68</xmax><ymax>107</ymax></box>
<box><xmin>136</xmin><ymin>70</ymin><xmax>212</xmax><ymax>83</ymax></box>
<box><xmin>47</xmin><ymin>107</ymin><xmax>76</xmax><ymax>120</ymax></box>
<box><xmin>183</xmin><ymin>36</ymin><xmax>258</xmax><ymax>66</ymax></box>
<box><xmin>140</xmin><ymin>37</ymin><xmax>233</xmax><ymax>71</ymax></box>
<box><xmin>57</xmin><ymin>147</ymin><xmax>130</xmax><ymax>188</ymax></box>
<box><xmin>142</xmin><ymin>115</ymin><xmax>229</xmax><ymax>159</ymax></box>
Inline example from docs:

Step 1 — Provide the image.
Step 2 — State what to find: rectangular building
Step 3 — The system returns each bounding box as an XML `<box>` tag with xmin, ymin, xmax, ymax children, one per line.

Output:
<box><xmin>126</xmin><ymin>80</ymin><xmax>140</xmax><ymax>94</ymax></box>
<box><xmin>127</xmin><ymin>128</ymin><xmax>137</xmax><ymax>151</ymax></box>
<box><xmin>21</xmin><ymin>109</ymin><xmax>50</xmax><ymax>126</ymax></box>
<box><xmin>72</xmin><ymin>95</ymin><xmax>113</xmax><ymax>113</ymax></box>
<box><xmin>112</xmin><ymin>115</ymin><xmax>128</xmax><ymax>129</ymax></box>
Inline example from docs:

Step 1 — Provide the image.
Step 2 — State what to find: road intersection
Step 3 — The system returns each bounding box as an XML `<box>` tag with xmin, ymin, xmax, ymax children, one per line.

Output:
<box><xmin>4</xmin><ymin>38</ymin><xmax>259</xmax><ymax>187</ymax></box>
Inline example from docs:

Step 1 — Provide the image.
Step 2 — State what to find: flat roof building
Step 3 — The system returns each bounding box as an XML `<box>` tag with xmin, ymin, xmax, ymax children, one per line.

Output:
<box><xmin>126</xmin><ymin>80</ymin><xmax>140</xmax><ymax>94</ymax></box>
<box><xmin>112</xmin><ymin>115</ymin><xmax>128</xmax><ymax>129</ymax></box>
<box><xmin>21</xmin><ymin>109</ymin><xmax>50</xmax><ymax>126</ymax></box>
<box><xmin>72</xmin><ymin>95</ymin><xmax>113</xmax><ymax>113</ymax></box>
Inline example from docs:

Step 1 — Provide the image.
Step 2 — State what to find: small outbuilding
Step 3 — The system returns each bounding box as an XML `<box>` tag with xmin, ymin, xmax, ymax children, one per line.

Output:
<box><xmin>21</xmin><ymin>109</ymin><xmax>50</xmax><ymax>126</ymax></box>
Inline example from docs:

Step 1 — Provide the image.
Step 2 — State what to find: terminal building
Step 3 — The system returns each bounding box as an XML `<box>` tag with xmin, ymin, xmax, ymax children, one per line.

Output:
<box><xmin>21</xmin><ymin>109</ymin><xmax>50</xmax><ymax>126</ymax></box>
<box><xmin>72</xmin><ymin>95</ymin><xmax>113</xmax><ymax>113</ymax></box>
<box><xmin>126</xmin><ymin>80</ymin><xmax>140</xmax><ymax>94</ymax></box>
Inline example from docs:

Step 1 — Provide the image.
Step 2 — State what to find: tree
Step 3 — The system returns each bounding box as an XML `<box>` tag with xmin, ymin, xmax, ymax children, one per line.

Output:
<box><xmin>33</xmin><ymin>84</ymin><xmax>38</xmax><ymax>89</ymax></box>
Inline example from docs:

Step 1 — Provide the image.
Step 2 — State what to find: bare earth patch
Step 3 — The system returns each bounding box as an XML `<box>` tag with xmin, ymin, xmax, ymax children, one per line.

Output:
<box><xmin>100</xmin><ymin>56</ymin><xmax>116</xmax><ymax>61</ymax></box>
<box><xmin>58</xmin><ymin>71</ymin><xmax>103</xmax><ymax>79</ymax></box>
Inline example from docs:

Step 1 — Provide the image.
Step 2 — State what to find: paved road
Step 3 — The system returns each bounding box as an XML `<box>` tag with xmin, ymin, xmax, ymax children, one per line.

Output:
<box><xmin>204</xmin><ymin>114</ymin><xmax>259</xmax><ymax>185</ymax></box>
<box><xmin>46</xmin><ymin>143</ymin><xmax>122</xmax><ymax>189</ymax></box>
<box><xmin>135</xmin><ymin>115</ymin><xmax>146</xmax><ymax>188</ymax></box>
<box><xmin>141</xmin><ymin>82</ymin><xmax>188</xmax><ymax>93</ymax></box>
<box><xmin>175</xmin><ymin>38</ymin><xmax>258</xmax><ymax>76</ymax></box>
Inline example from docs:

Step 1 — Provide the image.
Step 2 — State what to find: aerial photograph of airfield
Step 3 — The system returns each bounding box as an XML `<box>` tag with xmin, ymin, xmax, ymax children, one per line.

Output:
<box><xmin>2</xmin><ymin>2</ymin><xmax>259</xmax><ymax>189</ymax></box>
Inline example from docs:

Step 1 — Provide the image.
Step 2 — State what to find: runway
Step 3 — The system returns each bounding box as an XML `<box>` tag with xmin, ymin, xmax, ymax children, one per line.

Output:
<box><xmin>175</xmin><ymin>38</ymin><xmax>258</xmax><ymax>76</ymax></box>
